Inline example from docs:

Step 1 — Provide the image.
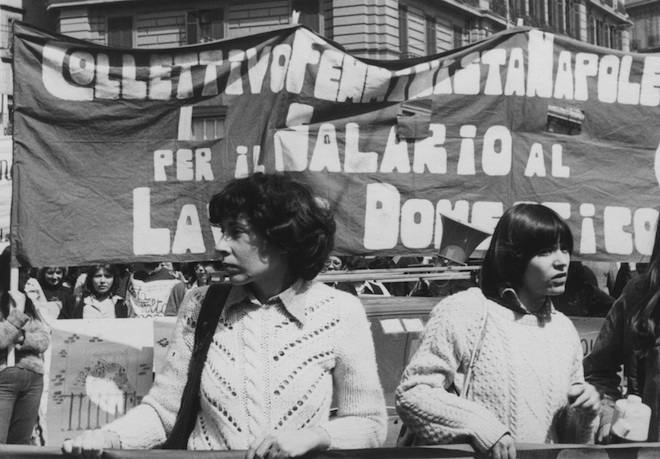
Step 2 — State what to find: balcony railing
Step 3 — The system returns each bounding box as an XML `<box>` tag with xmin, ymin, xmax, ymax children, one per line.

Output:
<box><xmin>457</xmin><ymin>0</ymin><xmax>480</xmax><ymax>9</ymax></box>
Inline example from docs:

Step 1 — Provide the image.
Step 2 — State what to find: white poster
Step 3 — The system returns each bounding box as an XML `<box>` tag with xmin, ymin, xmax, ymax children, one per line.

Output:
<box><xmin>46</xmin><ymin>319</ymin><xmax>154</xmax><ymax>446</ymax></box>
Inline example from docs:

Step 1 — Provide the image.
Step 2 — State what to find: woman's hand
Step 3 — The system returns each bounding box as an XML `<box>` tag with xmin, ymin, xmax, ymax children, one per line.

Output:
<box><xmin>62</xmin><ymin>429</ymin><xmax>120</xmax><ymax>458</ymax></box>
<box><xmin>246</xmin><ymin>427</ymin><xmax>330</xmax><ymax>459</ymax></box>
<box><xmin>568</xmin><ymin>382</ymin><xmax>601</xmax><ymax>417</ymax></box>
<box><xmin>596</xmin><ymin>422</ymin><xmax>612</xmax><ymax>444</ymax></box>
<box><xmin>8</xmin><ymin>290</ymin><xmax>26</xmax><ymax>314</ymax></box>
<box><xmin>484</xmin><ymin>434</ymin><xmax>516</xmax><ymax>459</ymax></box>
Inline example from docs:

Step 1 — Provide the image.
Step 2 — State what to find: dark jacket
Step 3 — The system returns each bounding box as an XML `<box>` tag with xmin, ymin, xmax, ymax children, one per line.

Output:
<box><xmin>58</xmin><ymin>294</ymin><xmax>128</xmax><ymax>319</ymax></box>
<box><xmin>583</xmin><ymin>275</ymin><xmax>652</xmax><ymax>436</ymax></box>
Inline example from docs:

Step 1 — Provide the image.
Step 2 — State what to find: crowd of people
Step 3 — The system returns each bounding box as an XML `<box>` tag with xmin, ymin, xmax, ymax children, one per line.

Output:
<box><xmin>0</xmin><ymin>172</ymin><xmax>659</xmax><ymax>459</ymax></box>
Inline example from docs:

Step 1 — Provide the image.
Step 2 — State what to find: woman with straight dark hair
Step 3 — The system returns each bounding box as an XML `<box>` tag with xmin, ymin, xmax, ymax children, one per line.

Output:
<box><xmin>58</xmin><ymin>264</ymin><xmax>128</xmax><ymax>319</ymax></box>
<box><xmin>0</xmin><ymin>247</ymin><xmax>50</xmax><ymax>444</ymax></box>
<box><xmin>396</xmin><ymin>203</ymin><xmax>600</xmax><ymax>459</ymax></box>
<box><xmin>584</xmin><ymin>218</ymin><xmax>660</xmax><ymax>442</ymax></box>
<box><xmin>63</xmin><ymin>173</ymin><xmax>386</xmax><ymax>457</ymax></box>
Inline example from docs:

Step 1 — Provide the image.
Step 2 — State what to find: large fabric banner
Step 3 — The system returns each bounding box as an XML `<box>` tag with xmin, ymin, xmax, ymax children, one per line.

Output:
<box><xmin>11</xmin><ymin>22</ymin><xmax>660</xmax><ymax>266</ymax></box>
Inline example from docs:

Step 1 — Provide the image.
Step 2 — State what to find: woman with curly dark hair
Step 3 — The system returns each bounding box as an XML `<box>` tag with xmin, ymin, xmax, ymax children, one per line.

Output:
<box><xmin>584</xmin><ymin>219</ymin><xmax>660</xmax><ymax>443</ymax></box>
<box><xmin>58</xmin><ymin>264</ymin><xmax>128</xmax><ymax>319</ymax></box>
<box><xmin>64</xmin><ymin>173</ymin><xmax>386</xmax><ymax>457</ymax></box>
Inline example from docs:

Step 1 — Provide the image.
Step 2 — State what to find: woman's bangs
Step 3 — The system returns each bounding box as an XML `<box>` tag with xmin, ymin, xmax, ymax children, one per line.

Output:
<box><xmin>517</xmin><ymin>215</ymin><xmax>573</xmax><ymax>254</ymax></box>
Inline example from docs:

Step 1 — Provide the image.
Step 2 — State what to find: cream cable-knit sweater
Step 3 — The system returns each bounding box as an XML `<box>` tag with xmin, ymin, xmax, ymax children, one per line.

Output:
<box><xmin>103</xmin><ymin>281</ymin><xmax>387</xmax><ymax>450</ymax></box>
<box><xmin>396</xmin><ymin>288</ymin><xmax>597</xmax><ymax>452</ymax></box>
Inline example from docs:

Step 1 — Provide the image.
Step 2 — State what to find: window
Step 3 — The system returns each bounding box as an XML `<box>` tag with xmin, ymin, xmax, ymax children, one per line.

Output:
<box><xmin>426</xmin><ymin>16</ymin><xmax>437</xmax><ymax>55</ymax></box>
<box><xmin>293</xmin><ymin>0</ymin><xmax>322</xmax><ymax>33</ymax></box>
<box><xmin>399</xmin><ymin>5</ymin><xmax>409</xmax><ymax>55</ymax></box>
<box><xmin>108</xmin><ymin>16</ymin><xmax>133</xmax><ymax>48</ymax></box>
<box><xmin>192</xmin><ymin>106</ymin><xmax>227</xmax><ymax>141</ymax></box>
<box><xmin>453</xmin><ymin>25</ymin><xmax>464</xmax><ymax>48</ymax></box>
<box><xmin>187</xmin><ymin>9</ymin><xmax>224</xmax><ymax>44</ymax></box>
<box><xmin>548</xmin><ymin>0</ymin><xmax>555</xmax><ymax>29</ymax></box>
<box><xmin>587</xmin><ymin>15</ymin><xmax>595</xmax><ymax>44</ymax></box>
<box><xmin>564</xmin><ymin>0</ymin><xmax>580</xmax><ymax>38</ymax></box>
<box><xmin>192</xmin><ymin>116</ymin><xmax>225</xmax><ymax>141</ymax></box>
<box><xmin>610</xmin><ymin>25</ymin><xmax>618</xmax><ymax>49</ymax></box>
<box><xmin>528</xmin><ymin>0</ymin><xmax>546</xmax><ymax>27</ymax></box>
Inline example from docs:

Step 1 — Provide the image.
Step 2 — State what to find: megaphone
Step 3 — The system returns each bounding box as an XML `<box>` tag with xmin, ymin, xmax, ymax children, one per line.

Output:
<box><xmin>437</xmin><ymin>214</ymin><xmax>491</xmax><ymax>265</ymax></box>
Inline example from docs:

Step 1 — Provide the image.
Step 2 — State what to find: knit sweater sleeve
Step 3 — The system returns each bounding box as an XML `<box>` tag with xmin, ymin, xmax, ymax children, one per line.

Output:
<box><xmin>318</xmin><ymin>294</ymin><xmax>387</xmax><ymax>448</ymax></box>
<box><xmin>15</xmin><ymin>314</ymin><xmax>50</xmax><ymax>354</ymax></box>
<box><xmin>101</xmin><ymin>286</ymin><xmax>204</xmax><ymax>448</ymax></box>
<box><xmin>555</xmin><ymin>315</ymin><xmax>598</xmax><ymax>444</ymax></box>
<box><xmin>395</xmin><ymin>292</ymin><xmax>509</xmax><ymax>453</ymax></box>
<box><xmin>0</xmin><ymin>308</ymin><xmax>29</xmax><ymax>349</ymax></box>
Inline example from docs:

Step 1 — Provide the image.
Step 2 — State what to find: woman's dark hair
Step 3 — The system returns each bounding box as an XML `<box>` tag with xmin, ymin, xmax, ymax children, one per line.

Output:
<box><xmin>83</xmin><ymin>264</ymin><xmax>121</xmax><ymax>297</ymax></box>
<box><xmin>480</xmin><ymin>203</ymin><xmax>573</xmax><ymax>299</ymax></box>
<box><xmin>209</xmin><ymin>173</ymin><xmax>336</xmax><ymax>281</ymax></box>
<box><xmin>631</xmin><ymin>220</ymin><xmax>660</xmax><ymax>354</ymax></box>
<box><xmin>0</xmin><ymin>246</ymin><xmax>38</xmax><ymax>319</ymax></box>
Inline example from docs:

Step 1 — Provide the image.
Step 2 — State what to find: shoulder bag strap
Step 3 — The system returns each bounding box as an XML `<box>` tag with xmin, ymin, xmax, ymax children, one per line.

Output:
<box><xmin>162</xmin><ymin>282</ymin><xmax>232</xmax><ymax>449</ymax></box>
<box><xmin>460</xmin><ymin>303</ymin><xmax>489</xmax><ymax>399</ymax></box>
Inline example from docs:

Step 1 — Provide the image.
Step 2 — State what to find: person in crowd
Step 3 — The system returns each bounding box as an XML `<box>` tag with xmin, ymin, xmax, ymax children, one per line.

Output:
<box><xmin>125</xmin><ymin>261</ymin><xmax>183</xmax><ymax>318</ymax></box>
<box><xmin>553</xmin><ymin>261</ymin><xmax>615</xmax><ymax>317</ymax></box>
<box><xmin>165</xmin><ymin>261</ymin><xmax>217</xmax><ymax>315</ymax></box>
<box><xmin>24</xmin><ymin>266</ymin><xmax>72</xmax><ymax>306</ymax></box>
<box><xmin>584</xmin><ymin>221</ymin><xmax>660</xmax><ymax>443</ymax></box>
<box><xmin>63</xmin><ymin>172</ymin><xmax>387</xmax><ymax>457</ymax></box>
<box><xmin>23</xmin><ymin>266</ymin><xmax>73</xmax><ymax>324</ymax></box>
<box><xmin>159</xmin><ymin>262</ymin><xmax>187</xmax><ymax>283</ymax></box>
<box><xmin>0</xmin><ymin>247</ymin><xmax>50</xmax><ymax>444</ymax></box>
<box><xmin>341</xmin><ymin>256</ymin><xmax>392</xmax><ymax>296</ymax></box>
<box><xmin>396</xmin><ymin>203</ymin><xmax>600</xmax><ymax>459</ymax></box>
<box><xmin>322</xmin><ymin>256</ymin><xmax>358</xmax><ymax>296</ymax></box>
<box><xmin>58</xmin><ymin>264</ymin><xmax>128</xmax><ymax>319</ymax></box>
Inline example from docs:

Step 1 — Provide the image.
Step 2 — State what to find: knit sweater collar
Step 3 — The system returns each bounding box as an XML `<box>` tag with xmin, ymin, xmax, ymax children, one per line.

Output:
<box><xmin>497</xmin><ymin>287</ymin><xmax>556</xmax><ymax>318</ymax></box>
<box><xmin>225</xmin><ymin>279</ymin><xmax>311</xmax><ymax>324</ymax></box>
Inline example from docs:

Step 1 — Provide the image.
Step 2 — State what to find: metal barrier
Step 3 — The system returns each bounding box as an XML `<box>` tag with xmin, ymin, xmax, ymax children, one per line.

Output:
<box><xmin>2</xmin><ymin>444</ymin><xmax>660</xmax><ymax>459</ymax></box>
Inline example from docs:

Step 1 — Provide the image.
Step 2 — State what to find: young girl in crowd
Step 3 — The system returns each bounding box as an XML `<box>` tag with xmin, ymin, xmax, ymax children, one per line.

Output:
<box><xmin>58</xmin><ymin>264</ymin><xmax>128</xmax><ymax>319</ymax></box>
<box><xmin>396</xmin><ymin>203</ymin><xmax>600</xmax><ymax>459</ymax></box>
<box><xmin>584</xmin><ymin>220</ymin><xmax>660</xmax><ymax>442</ymax></box>
<box><xmin>0</xmin><ymin>247</ymin><xmax>50</xmax><ymax>444</ymax></box>
<box><xmin>36</xmin><ymin>266</ymin><xmax>72</xmax><ymax>303</ymax></box>
<box><xmin>63</xmin><ymin>172</ymin><xmax>386</xmax><ymax>457</ymax></box>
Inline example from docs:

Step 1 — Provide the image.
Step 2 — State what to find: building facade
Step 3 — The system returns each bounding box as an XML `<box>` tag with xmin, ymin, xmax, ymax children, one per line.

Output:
<box><xmin>45</xmin><ymin>0</ymin><xmax>630</xmax><ymax>58</ymax></box>
<box><xmin>0</xmin><ymin>1</ymin><xmax>56</xmax><ymax>135</ymax></box>
<box><xmin>626</xmin><ymin>0</ymin><xmax>660</xmax><ymax>51</ymax></box>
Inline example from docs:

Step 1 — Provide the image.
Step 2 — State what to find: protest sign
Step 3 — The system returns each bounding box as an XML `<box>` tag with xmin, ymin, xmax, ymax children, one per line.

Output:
<box><xmin>46</xmin><ymin>319</ymin><xmax>154</xmax><ymax>446</ymax></box>
<box><xmin>12</xmin><ymin>22</ymin><xmax>660</xmax><ymax>266</ymax></box>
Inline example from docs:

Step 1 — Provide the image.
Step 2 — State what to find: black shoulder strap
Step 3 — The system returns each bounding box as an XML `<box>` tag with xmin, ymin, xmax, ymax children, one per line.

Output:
<box><xmin>162</xmin><ymin>282</ymin><xmax>232</xmax><ymax>449</ymax></box>
<box><xmin>192</xmin><ymin>282</ymin><xmax>232</xmax><ymax>355</ymax></box>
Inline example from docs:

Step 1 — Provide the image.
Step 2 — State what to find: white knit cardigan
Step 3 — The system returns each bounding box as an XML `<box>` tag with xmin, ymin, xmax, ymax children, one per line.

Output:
<box><xmin>395</xmin><ymin>287</ymin><xmax>597</xmax><ymax>452</ymax></box>
<box><xmin>103</xmin><ymin>281</ymin><xmax>387</xmax><ymax>450</ymax></box>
